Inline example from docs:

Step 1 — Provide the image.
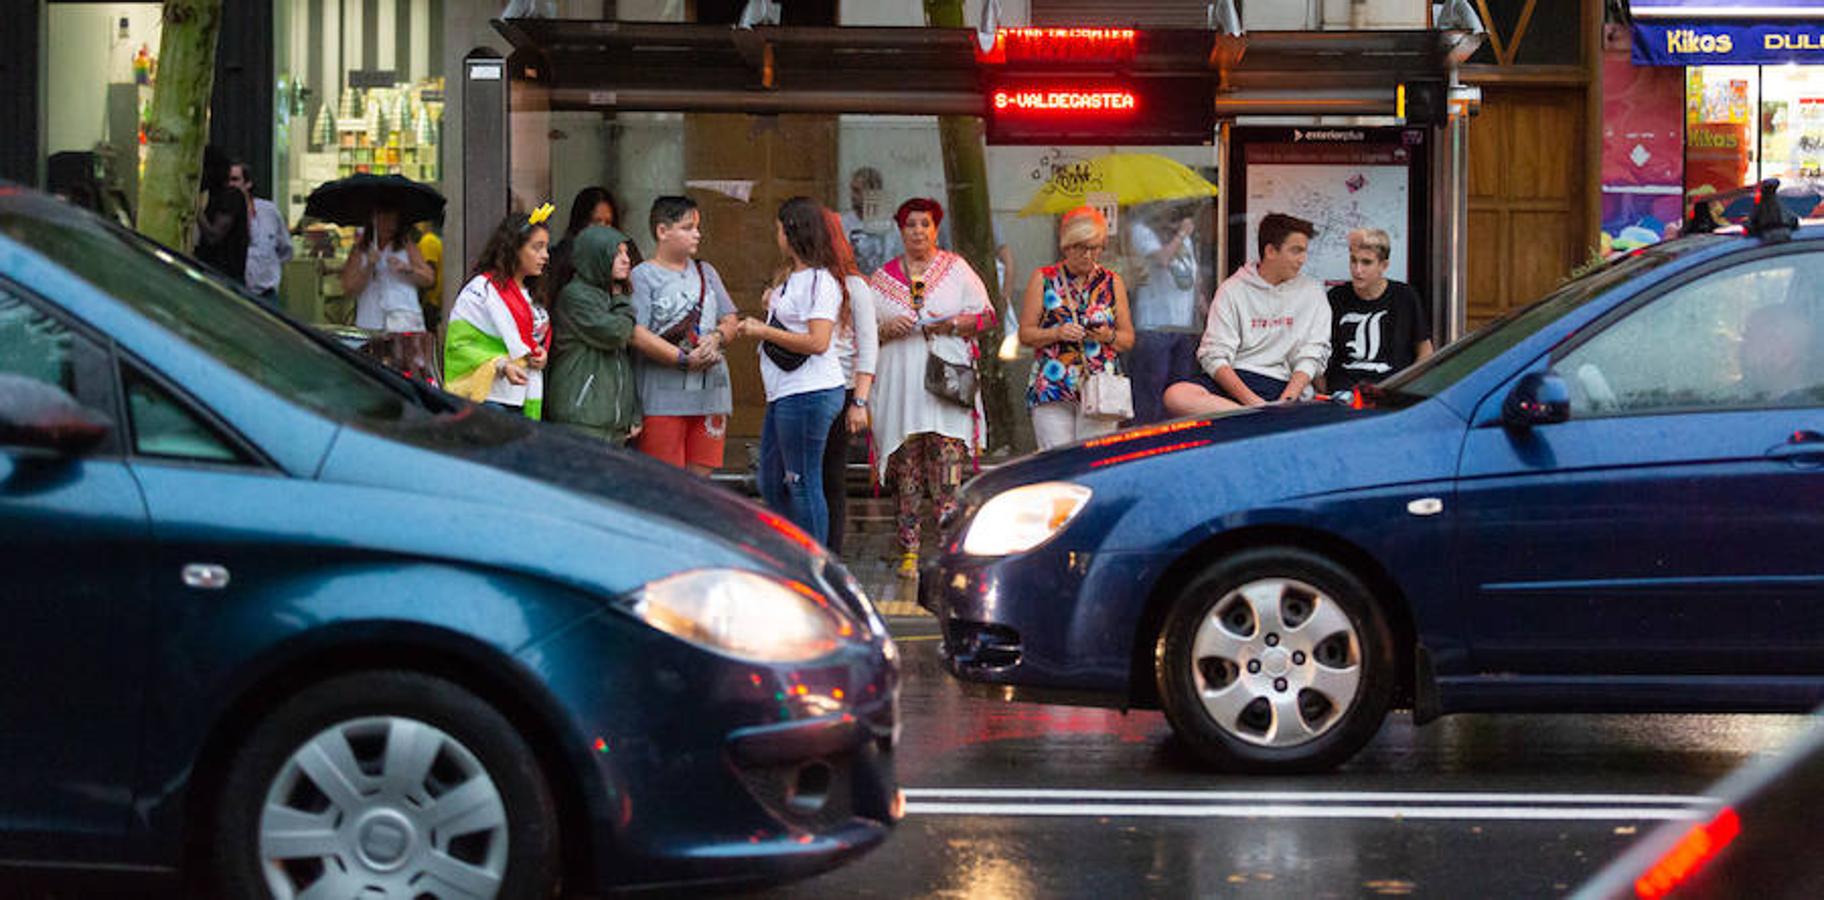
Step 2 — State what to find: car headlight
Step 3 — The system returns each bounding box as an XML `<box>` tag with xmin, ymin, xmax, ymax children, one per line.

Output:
<box><xmin>630</xmin><ymin>569</ymin><xmax>857</xmax><ymax>662</ymax></box>
<box><xmin>961</xmin><ymin>481</ymin><xmax>1093</xmax><ymax>557</ymax></box>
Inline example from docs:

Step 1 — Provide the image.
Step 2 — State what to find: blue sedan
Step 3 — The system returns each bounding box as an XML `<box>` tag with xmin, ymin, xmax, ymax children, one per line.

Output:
<box><xmin>0</xmin><ymin>186</ymin><xmax>898</xmax><ymax>895</ymax></box>
<box><xmin>928</xmin><ymin>198</ymin><xmax>1824</xmax><ymax>773</ymax></box>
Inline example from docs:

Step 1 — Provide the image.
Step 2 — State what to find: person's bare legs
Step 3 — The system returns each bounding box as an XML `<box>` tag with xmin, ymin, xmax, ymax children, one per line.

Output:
<box><xmin>1163</xmin><ymin>381</ymin><xmax>1243</xmax><ymax>417</ymax></box>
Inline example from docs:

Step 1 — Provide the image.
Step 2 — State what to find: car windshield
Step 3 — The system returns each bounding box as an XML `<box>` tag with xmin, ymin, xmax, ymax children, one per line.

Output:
<box><xmin>1373</xmin><ymin>240</ymin><xmax>1725</xmax><ymax>402</ymax></box>
<box><xmin>0</xmin><ymin>205</ymin><xmax>418</xmax><ymax>422</ymax></box>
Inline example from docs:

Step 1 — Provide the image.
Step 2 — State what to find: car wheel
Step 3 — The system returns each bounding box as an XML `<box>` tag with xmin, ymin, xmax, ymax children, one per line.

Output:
<box><xmin>1155</xmin><ymin>547</ymin><xmax>1395</xmax><ymax>773</ymax></box>
<box><xmin>212</xmin><ymin>670</ymin><xmax>559</xmax><ymax>899</ymax></box>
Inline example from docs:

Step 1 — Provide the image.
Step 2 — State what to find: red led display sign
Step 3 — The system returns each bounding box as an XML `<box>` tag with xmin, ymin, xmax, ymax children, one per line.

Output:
<box><xmin>976</xmin><ymin>27</ymin><xmax>1139</xmax><ymax>64</ymax></box>
<box><xmin>992</xmin><ymin>88</ymin><xmax>1139</xmax><ymax>113</ymax></box>
<box><xmin>984</xmin><ymin>76</ymin><xmax>1213</xmax><ymax>145</ymax></box>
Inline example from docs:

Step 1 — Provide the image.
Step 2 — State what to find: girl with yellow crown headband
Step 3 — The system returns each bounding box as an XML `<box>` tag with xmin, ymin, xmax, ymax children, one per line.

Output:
<box><xmin>445</xmin><ymin>206</ymin><xmax>555</xmax><ymax>417</ymax></box>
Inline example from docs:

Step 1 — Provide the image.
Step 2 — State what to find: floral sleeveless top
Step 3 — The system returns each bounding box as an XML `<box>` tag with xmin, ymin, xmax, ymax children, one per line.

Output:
<box><xmin>1026</xmin><ymin>264</ymin><xmax>1119</xmax><ymax>408</ymax></box>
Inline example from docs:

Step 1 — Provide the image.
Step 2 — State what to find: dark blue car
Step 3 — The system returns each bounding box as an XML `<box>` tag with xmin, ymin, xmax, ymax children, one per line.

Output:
<box><xmin>0</xmin><ymin>186</ymin><xmax>899</xmax><ymax>896</ymax></box>
<box><xmin>929</xmin><ymin>196</ymin><xmax>1824</xmax><ymax>773</ymax></box>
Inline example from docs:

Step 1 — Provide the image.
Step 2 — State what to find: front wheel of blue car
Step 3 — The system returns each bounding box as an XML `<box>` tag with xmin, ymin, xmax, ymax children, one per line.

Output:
<box><xmin>210</xmin><ymin>670</ymin><xmax>561</xmax><ymax>900</ymax></box>
<box><xmin>1156</xmin><ymin>548</ymin><xmax>1395</xmax><ymax>773</ymax></box>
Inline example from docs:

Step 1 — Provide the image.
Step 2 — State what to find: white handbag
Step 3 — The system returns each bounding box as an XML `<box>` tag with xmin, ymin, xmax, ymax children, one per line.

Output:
<box><xmin>1080</xmin><ymin>367</ymin><xmax>1133</xmax><ymax>421</ymax></box>
<box><xmin>1070</xmin><ymin>300</ymin><xmax>1132</xmax><ymax>421</ymax></box>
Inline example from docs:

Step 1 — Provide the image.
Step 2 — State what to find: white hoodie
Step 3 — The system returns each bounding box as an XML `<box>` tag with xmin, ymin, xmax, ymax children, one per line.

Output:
<box><xmin>1196</xmin><ymin>263</ymin><xmax>1332</xmax><ymax>383</ymax></box>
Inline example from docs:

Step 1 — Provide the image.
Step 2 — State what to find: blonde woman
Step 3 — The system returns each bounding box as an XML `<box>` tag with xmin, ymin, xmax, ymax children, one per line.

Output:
<box><xmin>1019</xmin><ymin>206</ymin><xmax>1135</xmax><ymax>449</ymax></box>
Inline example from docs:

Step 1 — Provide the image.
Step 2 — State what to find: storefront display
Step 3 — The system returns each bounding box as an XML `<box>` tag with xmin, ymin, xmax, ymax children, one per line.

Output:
<box><xmin>1606</xmin><ymin>1</ymin><xmax>1824</xmax><ymax>247</ymax></box>
<box><xmin>42</xmin><ymin>3</ymin><xmax>165</xmax><ymax>223</ymax></box>
<box><xmin>274</xmin><ymin>0</ymin><xmax>446</xmax><ymax>322</ymax></box>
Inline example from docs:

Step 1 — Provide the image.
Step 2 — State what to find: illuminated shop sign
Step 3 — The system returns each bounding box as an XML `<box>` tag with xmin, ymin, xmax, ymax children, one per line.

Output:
<box><xmin>1632</xmin><ymin>21</ymin><xmax>1824</xmax><ymax>64</ymax></box>
<box><xmin>975</xmin><ymin>27</ymin><xmax>1139</xmax><ymax>64</ymax></box>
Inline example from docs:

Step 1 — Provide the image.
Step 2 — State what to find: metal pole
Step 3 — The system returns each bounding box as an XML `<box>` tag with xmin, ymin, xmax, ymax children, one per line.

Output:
<box><xmin>1443</xmin><ymin>83</ymin><xmax>1480</xmax><ymax>342</ymax></box>
<box><xmin>1217</xmin><ymin>119</ymin><xmax>1231</xmax><ymax>280</ymax></box>
<box><xmin>462</xmin><ymin>51</ymin><xmax>508</xmax><ymax>289</ymax></box>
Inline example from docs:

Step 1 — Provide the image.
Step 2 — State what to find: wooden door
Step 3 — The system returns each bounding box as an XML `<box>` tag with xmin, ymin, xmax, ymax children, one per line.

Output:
<box><xmin>683</xmin><ymin>113</ymin><xmax>838</xmax><ymax>442</ymax></box>
<box><xmin>1466</xmin><ymin>88</ymin><xmax>1587</xmax><ymax>329</ymax></box>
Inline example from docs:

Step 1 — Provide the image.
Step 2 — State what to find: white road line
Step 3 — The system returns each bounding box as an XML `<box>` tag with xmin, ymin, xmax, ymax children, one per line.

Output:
<box><xmin>901</xmin><ymin>788</ymin><xmax>1715</xmax><ymax>806</ymax></box>
<box><xmin>903</xmin><ymin>802</ymin><xmax>1704</xmax><ymax>821</ymax></box>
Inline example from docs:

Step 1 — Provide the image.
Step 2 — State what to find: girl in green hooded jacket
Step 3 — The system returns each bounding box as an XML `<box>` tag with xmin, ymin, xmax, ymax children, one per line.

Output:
<box><xmin>545</xmin><ymin>225</ymin><xmax>643</xmax><ymax>443</ymax></box>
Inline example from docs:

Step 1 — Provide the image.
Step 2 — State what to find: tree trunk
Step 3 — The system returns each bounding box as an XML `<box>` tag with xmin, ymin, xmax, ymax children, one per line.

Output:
<box><xmin>923</xmin><ymin>0</ymin><xmax>1033</xmax><ymax>456</ymax></box>
<box><xmin>137</xmin><ymin>0</ymin><xmax>224</xmax><ymax>252</ymax></box>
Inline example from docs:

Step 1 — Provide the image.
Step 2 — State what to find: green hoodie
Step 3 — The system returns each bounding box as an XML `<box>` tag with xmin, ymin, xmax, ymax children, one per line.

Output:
<box><xmin>545</xmin><ymin>226</ymin><xmax>641</xmax><ymax>442</ymax></box>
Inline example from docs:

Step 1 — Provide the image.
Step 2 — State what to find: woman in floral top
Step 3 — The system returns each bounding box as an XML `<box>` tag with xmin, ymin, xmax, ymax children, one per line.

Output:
<box><xmin>1019</xmin><ymin>206</ymin><xmax>1135</xmax><ymax>449</ymax></box>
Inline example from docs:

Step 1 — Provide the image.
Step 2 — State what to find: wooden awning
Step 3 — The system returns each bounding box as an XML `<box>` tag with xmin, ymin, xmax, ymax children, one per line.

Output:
<box><xmin>492</xmin><ymin>20</ymin><xmax>1482</xmax><ymax>119</ymax></box>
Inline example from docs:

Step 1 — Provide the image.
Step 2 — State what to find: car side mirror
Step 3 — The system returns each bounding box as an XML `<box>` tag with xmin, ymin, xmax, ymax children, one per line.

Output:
<box><xmin>1502</xmin><ymin>372</ymin><xmax>1571</xmax><ymax>429</ymax></box>
<box><xmin>0</xmin><ymin>373</ymin><xmax>112</xmax><ymax>455</ymax></box>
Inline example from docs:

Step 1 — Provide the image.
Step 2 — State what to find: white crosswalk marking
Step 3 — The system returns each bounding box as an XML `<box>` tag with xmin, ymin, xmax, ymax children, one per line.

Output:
<box><xmin>899</xmin><ymin>787</ymin><xmax>1713</xmax><ymax>821</ymax></box>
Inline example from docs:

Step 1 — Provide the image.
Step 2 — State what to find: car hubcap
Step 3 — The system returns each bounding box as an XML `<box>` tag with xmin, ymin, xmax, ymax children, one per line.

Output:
<box><xmin>1190</xmin><ymin>577</ymin><xmax>1363</xmax><ymax>748</ymax></box>
<box><xmin>259</xmin><ymin>716</ymin><xmax>509</xmax><ymax>900</ymax></box>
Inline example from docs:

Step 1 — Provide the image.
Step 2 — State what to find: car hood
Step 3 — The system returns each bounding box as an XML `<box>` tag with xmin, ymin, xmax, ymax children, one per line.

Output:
<box><xmin>968</xmin><ymin>401</ymin><xmax>1384</xmax><ymax>498</ymax></box>
<box><xmin>350</xmin><ymin>406</ymin><xmax>825</xmax><ymax>578</ymax></box>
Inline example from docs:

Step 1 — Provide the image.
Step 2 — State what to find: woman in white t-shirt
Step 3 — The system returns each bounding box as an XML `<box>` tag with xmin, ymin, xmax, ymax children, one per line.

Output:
<box><xmin>736</xmin><ymin>198</ymin><xmax>850</xmax><ymax>544</ymax></box>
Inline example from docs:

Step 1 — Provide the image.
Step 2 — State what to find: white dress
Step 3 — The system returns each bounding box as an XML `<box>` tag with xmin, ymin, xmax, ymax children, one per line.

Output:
<box><xmin>866</xmin><ymin>251</ymin><xmax>993</xmax><ymax>477</ymax></box>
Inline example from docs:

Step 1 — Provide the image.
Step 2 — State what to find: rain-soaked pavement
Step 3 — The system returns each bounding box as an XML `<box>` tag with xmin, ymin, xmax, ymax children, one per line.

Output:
<box><xmin>755</xmin><ymin>615</ymin><xmax>1819</xmax><ymax>899</ymax></box>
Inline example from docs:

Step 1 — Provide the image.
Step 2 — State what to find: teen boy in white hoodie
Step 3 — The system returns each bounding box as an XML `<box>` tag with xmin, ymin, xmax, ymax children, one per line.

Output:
<box><xmin>1163</xmin><ymin>213</ymin><xmax>1331</xmax><ymax>415</ymax></box>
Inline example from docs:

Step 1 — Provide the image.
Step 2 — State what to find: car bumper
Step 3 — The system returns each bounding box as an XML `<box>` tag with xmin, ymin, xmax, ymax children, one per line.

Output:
<box><xmin>921</xmin><ymin>543</ymin><xmax>1168</xmax><ymax>704</ymax></box>
<box><xmin>522</xmin><ymin>607</ymin><xmax>901</xmax><ymax>892</ymax></box>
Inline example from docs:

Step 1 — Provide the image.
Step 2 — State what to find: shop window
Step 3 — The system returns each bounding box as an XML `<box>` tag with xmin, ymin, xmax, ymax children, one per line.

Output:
<box><xmin>1684</xmin><ymin>65</ymin><xmax>1824</xmax><ymax>218</ymax></box>
<box><xmin>43</xmin><ymin>3</ymin><xmax>164</xmax><ymax>223</ymax></box>
<box><xmin>273</xmin><ymin>0</ymin><xmax>447</xmax><ymax>325</ymax></box>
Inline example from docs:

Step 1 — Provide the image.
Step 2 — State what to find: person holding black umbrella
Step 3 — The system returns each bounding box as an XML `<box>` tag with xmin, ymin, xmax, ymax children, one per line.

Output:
<box><xmin>340</xmin><ymin>202</ymin><xmax>436</xmax><ymax>375</ymax></box>
<box><xmin>305</xmin><ymin>173</ymin><xmax>446</xmax><ymax>378</ymax></box>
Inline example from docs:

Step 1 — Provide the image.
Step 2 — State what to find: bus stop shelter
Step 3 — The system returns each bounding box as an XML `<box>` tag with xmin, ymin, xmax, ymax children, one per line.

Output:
<box><xmin>462</xmin><ymin>19</ymin><xmax>1482</xmax><ymax>436</ymax></box>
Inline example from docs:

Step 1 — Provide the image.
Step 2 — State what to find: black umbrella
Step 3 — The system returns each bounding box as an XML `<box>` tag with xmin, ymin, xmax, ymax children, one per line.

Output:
<box><xmin>303</xmin><ymin>173</ymin><xmax>445</xmax><ymax>227</ymax></box>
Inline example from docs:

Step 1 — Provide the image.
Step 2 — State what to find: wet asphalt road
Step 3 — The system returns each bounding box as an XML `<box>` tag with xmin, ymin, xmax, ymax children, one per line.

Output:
<box><xmin>755</xmin><ymin>616</ymin><xmax>1818</xmax><ymax>899</ymax></box>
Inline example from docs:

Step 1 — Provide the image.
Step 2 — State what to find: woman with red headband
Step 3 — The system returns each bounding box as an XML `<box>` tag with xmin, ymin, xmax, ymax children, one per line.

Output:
<box><xmin>867</xmin><ymin>197</ymin><xmax>996</xmax><ymax>579</ymax></box>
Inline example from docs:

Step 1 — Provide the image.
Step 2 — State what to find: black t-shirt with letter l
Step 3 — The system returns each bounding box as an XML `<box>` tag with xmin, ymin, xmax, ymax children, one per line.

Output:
<box><xmin>1324</xmin><ymin>280</ymin><xmax>1432</xmax><ymax>392</ymax></box>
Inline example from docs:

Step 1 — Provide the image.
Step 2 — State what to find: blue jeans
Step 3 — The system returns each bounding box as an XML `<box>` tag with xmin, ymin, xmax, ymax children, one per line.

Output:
<box><xmin>759</xmin><ymin>386</ymin><xmax>845</xmax><ymax>545</ymax></box>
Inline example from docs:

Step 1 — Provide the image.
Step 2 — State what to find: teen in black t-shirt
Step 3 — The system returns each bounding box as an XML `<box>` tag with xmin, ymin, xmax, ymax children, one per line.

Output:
<box><xmin>1323</xmin><ymin>230</ymin><xmax>1434</xmax><ymax>393</ymax></box>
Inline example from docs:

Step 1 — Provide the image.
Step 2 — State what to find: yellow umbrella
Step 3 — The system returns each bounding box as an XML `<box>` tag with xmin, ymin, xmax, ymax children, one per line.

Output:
<box><xmin>1018</xmin><ymin>152</ymin><xmax>1218</xmax><ymax>217</ymax></box>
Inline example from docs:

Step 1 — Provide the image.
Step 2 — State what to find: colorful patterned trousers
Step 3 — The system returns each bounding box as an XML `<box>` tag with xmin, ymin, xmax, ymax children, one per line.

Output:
<box><xmin>888</xmin><ymin>432</ymin><xmax>968</xmax><ymax>554</ymax></box>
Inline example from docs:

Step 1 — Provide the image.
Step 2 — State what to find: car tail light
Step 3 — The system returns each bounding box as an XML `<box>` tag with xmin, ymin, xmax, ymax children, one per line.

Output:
<box><xmin>1634</xmin><ymin>806</ymin><xmax>1741</xmax><ymax>899</ymax></box>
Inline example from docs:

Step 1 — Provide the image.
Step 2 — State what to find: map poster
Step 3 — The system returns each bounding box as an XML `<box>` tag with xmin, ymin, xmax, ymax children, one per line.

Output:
<box><xmin>1228</xmin><ymin>127</ymin><xmax>1431</xmax><ymax>301</ymax></box>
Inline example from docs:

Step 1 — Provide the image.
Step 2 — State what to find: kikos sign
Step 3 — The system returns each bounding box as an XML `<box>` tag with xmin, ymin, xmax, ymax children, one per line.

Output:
<box><xmin>1633</xmin><ymin>21</ymin><xmax>1824</xmax><ymax>64</ymax></box>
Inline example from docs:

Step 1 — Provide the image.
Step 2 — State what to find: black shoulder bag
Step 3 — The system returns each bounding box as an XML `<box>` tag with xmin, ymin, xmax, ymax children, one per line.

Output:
<box><xmin>762</xmin><ymin>271</ymin><xmax>813</xmax><ymax>372</ymax></box>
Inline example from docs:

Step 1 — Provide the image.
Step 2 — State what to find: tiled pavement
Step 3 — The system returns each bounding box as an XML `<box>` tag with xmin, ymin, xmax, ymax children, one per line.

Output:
<box><xmin>839</xmin><ymin>497</ymin><xmax>930</xmax><ymax>617</ymax></box>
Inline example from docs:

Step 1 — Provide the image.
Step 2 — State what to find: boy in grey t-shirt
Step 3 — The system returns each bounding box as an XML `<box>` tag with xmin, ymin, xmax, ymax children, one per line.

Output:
<box><xmin>628</xmin><ymin>196</ymin><xmax>739</xmax><ymax>475</ymax></box>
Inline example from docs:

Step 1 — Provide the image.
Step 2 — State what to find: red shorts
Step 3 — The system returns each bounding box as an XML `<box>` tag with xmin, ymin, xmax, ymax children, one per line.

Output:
<box><xmin>635</xmin><ymin>414</ymin><xmax>727</xmax><ymax>470</ymax></box>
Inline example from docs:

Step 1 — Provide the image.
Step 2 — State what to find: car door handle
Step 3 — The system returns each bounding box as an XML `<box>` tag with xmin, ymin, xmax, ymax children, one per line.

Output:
<box><xmin>1766</xmin><ymin>431</ymin><xmax>1824</xmax><ymax>466</ymax></box>
<box><xmin>182</xmin><ymin>564</ymin><xmax>231</xmax><ymax>590</ymax></box>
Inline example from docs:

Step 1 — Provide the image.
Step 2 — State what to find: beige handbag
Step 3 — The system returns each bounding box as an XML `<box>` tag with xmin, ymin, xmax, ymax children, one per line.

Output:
<box><xmin>1071</xmin><ymin>301</ymin><xmax>1132</xmax><ymax>421</ymax></box>
<box><xmin>1080</xmin><ymin>366</ymin><xmax>1133</xmax><ymax>421</ymax></box>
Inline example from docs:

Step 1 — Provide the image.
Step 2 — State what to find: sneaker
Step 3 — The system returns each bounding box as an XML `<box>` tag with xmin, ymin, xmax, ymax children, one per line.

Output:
<box><xmin>896</xmin><ymin>552</ymin><xmax>919</xmax><ymax>579</ymax></box>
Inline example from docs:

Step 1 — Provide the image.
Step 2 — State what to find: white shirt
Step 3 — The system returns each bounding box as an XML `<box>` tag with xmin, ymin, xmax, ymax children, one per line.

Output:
<box><xmin>244</xmin><ymin>197</ymin><xmax>293</xmax><ymax>294</ymax></box>
<box><xmin>834</xmin><ymin>273</ymin><xmax>880</xmax><ymax>389</ymax></box>
<box><xmin>759</xmin><ymin>268</ymin><xmax>846</xmax><ymax>402</ymax></box>
<box><xmin>354</xmin><ymin>245</ymin><xmax>425</xmax><ymax>333</ymax></box>
<box><xmin>1129</xmin><ymin>221</ymin><xmax>1198</xmax><ymax>330</ymax></box>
